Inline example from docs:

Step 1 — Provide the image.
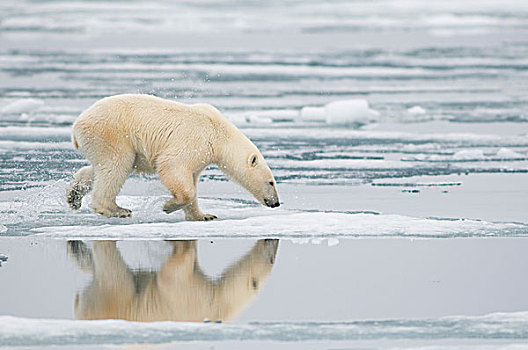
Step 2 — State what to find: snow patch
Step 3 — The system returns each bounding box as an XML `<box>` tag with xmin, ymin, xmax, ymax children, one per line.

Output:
<box><xmin>1</xmin><ymin>99</ymin><xmax>44</xmax><ymax>114</ymax></box>
<box><xmin>407</xmin><ymin>106</ymin><xmax>427</xmax><ymax>115</ymax></box>
<box><xmin>248</xmin><ymin>114</ymin><xmax>273</xmax><ymax>125</ymax></box>
<box><xmin>327</xmin><ymin>238</ymin><xmax>340</xmax><ymax>246</ymax></box>
<box><xmin>496</xmin><ymin>148</ymin><xmax>524</xmax><ymax>159</ymax></box>
<box><xmin>0</xmin><ymin>140</ymin><xmax>73</xmax><ymax>150</ymax></box>
<box><xmin>301</xmin><ymin>99</ymin><xmax>380</xmax><ymax>126</ymax></box>
<box><xmin>453</xmin><ymin>149</ymin><xmax>485</xmax><ymax>160</ymax></box>
<box><xmin>31</xmin><ymin>212</ymin><xmax>528</xmax><ymax>239</ymax></box>
<box><xmin>0</xmin><ymin>126</ymin><xmax>71</xmax><ymax>141</ymax></box>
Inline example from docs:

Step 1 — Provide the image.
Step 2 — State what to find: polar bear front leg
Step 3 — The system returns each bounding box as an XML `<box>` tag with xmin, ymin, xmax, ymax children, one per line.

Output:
<box><xmin>158</xmin><ymin>164</ymin><xmax>196</xmax><ymax>214</ymax></box>
<box><xmin>184</xmin><ymin>199</ymin><xmax>217</xmax><ymax>221</ymax></box>
<box><xmin>183</xmin><ymin>172</ymin><xmax>217</xmax><ymax>221</ymax></box>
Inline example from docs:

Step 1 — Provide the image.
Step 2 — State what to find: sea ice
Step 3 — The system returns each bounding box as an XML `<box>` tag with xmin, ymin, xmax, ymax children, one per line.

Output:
<box><xmin>407</xmin><ymin>106</ymin><xmax>427</xmax><ymax>115</ymax></box>
<box><xmin>248</xmin><ymin>114</ymin><xmax>273</xmax><ymax>124</ymax></box>
<box><xmin>300</xmin><ymin>106</ymin><xmax>325</xmax><ymax>121</ymax></box>
<box><xmin>496</xmin><ymin>147</ymin><xmax>524</xmax><ymax>159</ymax></box>
<box><xmin>30</xmin><ymin>212</ymin><xmax>528</xmax><ymax>239</ymax></box>
<box><xmin>301</xmin><ymin>99</ymin><xmax>380</xmax><ymax>125</ymax></box>
<box><xmin>1</xmin><ymin>99</ymin><xmax>44</xmax><ymax>114</ymax></box>
<box><xmin>453</xmin><ymin>149</ymin><xmax>485</xmax><ymax>160</ymax></box>
<box><xmin>1</xmin><ymin>311</ymin><xmax>528</xmax><ymax>346</ymax></box>
<box><xmin>327</xmin><ymin>238</ymin><xmax>339</xmax><ymax>246</ymax></box>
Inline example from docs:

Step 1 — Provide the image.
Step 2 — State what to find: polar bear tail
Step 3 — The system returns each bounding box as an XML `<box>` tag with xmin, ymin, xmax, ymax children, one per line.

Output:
<box><xmin>72</xmin><ymin>133</ymin><xmax>79</xmax><ymax>150</ymax></box>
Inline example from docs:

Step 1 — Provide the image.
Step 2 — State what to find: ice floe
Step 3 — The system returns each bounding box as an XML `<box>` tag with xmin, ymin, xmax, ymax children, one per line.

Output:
<box><xmin>407</xmin><ymin>106</ymin><xmax>427</xmax><ymax>115</ymax></box>
<box><xmin>496</xmin><ymin>147</ymin><xmax>524</xmax><ymax>159</ymax></box>
<box><xmin>453</xmin><ymin>149</ymin><xmax>486</xmax><ymax>160</ymax></box>
<box><xmin>301</xmin><ymin>99</ymin><xmax>380</xmax><ymax>126</ymax></box>
<box><xmin>0</xmin><ymin>126</ymin><xmax>71</xmax><ymax>141</ymax></box>
<box><xmin>403</xmin><ymin>148</ymin><xmax>527</xmax><ymax>162</ymax></box>
<box><xmin>1</xmin><ymin>311</ymin><xmax>528</xmax><ymax>346</ymax></box>
<box><xmin>30</xmin><ymin>211</ymin><xmax>528</xmax><ymax>239</ymax></box>
<box><xmin>1</xmin><ymin>99</ymin><xmax>44</xmax><ymax>114</ymax></box>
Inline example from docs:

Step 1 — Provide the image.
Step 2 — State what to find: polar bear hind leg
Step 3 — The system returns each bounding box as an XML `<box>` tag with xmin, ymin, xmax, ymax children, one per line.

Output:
<box><xmin>91</xmin><ymin>151</ymin><xmax>135</xmax><ymax>218</ymax></box>
<box><xmin>67</xmin><ymin>165</ymin><xmax>94</xmax><ymax>210</ymax></box>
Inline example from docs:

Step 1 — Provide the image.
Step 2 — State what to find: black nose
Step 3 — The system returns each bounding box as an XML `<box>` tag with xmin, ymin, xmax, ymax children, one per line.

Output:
<box><xmin>264</xmin><ymin>199</ymin><xmax>280</xmax><ymax>208</ymax></box>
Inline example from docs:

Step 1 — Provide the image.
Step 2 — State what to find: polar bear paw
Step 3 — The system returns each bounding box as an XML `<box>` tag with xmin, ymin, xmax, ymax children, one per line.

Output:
<box><xmin>95</xmin><ymin>206</ymin><xmax>132</xmax><ymax>218</ymax></box>
<box><xmin>201</xmin><ymin>214</ymin><xmax>217</xmax><ymax>221</ymax></box>
<box><xmin>185</xmin><ymin>212</ymin><xmax>218</xmax><ymax>221</ymax></box>
<box><xmin>67</xmin><ymin>187</ymin><xmax>83</xmax><ymax>210</ymax></box>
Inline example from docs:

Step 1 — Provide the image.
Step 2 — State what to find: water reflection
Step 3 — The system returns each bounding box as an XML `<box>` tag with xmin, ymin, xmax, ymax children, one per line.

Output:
<box><xmin>67</xmin><ymin>239</ymin><xmax>278</xmax><ymax>322</ymax></box>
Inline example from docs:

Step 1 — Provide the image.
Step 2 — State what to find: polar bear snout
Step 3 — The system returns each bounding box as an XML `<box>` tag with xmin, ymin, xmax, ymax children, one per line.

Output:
<box><xmin>264</xmin><ymin>198</ymin><xmax>280</xmax><ymax>208</ymax></box>
<box><xmin>261</xmin><ymin>179</ymin><xmax>280</xmax><ymax>208</ymax></box>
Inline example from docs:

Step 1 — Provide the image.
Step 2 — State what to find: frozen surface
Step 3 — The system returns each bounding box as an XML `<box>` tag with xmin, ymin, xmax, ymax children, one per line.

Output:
<box><xmin>300</xmin><ymin>99</ymin><xmax>380</xmax><ymax>125</ymax></box>
<box><xmin>1</xmin><ymin>98</ymin><xmax>44</xmax><ymax>114</ymax></box>
<box><xmin>30</xmin><ymin>213</ymin><xmax>528</xmax><ymax>239</ymax></box>
<box><xmin>0</xmin><ymin>174</ymin><xmax>525</xmax><ymax>237</ymax></box>
<box><xmin>2</xmin><ymin>311</ymin><xmax>528</xmax><ymax>347</ymax></box>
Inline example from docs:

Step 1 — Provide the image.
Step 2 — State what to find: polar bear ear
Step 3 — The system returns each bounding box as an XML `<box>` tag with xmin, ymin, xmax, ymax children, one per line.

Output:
<box><xmin>248</xmin><ymin>153</ymin><xmax>259</xmax><ymax>167</ymax></box>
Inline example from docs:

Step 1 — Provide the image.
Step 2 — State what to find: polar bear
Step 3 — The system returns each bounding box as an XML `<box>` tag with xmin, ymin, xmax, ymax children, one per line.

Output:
<box><xmin>68</xmin><ymin>239</ymin><xmax>279</xmax><ymax>322</ymax></box>
<box><xmin>67</xmin><ymin>94</ymin><xmax>280</xmax><ymax>220</ymax></box>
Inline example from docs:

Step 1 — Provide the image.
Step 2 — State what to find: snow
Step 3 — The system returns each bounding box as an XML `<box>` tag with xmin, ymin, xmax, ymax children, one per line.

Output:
<box><xmin>453</xmin><ymin>150</ymin><xmax>486</xmax><ymax>160</ymax></box>
<box><xmin>407</xmin><ymin>106</ymin><xmax>427</xmax><ymax>115</ymax></box>
<box><xmin>327</xmin><ymin>238</ymin><xmax>340</xmax><ymax>246</ymax></box>
<box><xmin>248</xmin><ymin>114</ymin><xmax>273</xmax><ymax>125</ymax></box>
<box><xmin>0</xmin><ymin>126</ymin><xmax>71</xmax><ymax>141</ymax></box>
<box><xmin>300</xmin><ymin>99</ymin><xmax>380</xmax><ymax>125</ymax></box>
<box><xmin>300</xmin><ymin>106</ymin><xmax>325</xmax><ymax>121</ymax></box>
<box><xmin>1</xmin><ymin>99</ymin><xmax>44</xmax><ymax>114</ymax></box>
<box><xmin>1</xmin><ymin>311</ymin><xmax>528</xmax><ymax>346</ymax></box>
<box><xmin>241</xmin><ymin>128</ymin><xmax>528</xmax><ymax>146</ymax></box>
<box><xmin>496</xmin><ymin>148</ymin><xmax>524</xmax><ymax>159</ymax></box>
<box><xmin>0</xmin><ymin>140</ymin><xmax>73</xmax><ymax>150</ymax></box>
<box><xmin>31</xmin><ymin>212</ymin><xmax>528</xmax><ymax>239</ymax></box>
<box><xmin>325</xmin><ymin>100</ymin><xmax>380</xmax><ymax>125</ymax></box>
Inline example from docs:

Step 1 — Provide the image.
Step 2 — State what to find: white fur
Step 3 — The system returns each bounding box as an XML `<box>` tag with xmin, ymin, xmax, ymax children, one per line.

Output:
<box><xmin>67</xmin><ymin>94</ymin><xmax>279</xmax><ymax>219</ymax></box>
<box><xmin>69</xmin><ymin>240</ymin><xmax>278</xmax><ymax>322</ymax></box>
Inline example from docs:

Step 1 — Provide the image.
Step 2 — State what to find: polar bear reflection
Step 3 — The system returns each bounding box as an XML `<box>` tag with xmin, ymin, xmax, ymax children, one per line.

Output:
<box><xmin>68</xmin><ymin>239</ymin><xmax>278</xmax><ymax>322</ymax></box>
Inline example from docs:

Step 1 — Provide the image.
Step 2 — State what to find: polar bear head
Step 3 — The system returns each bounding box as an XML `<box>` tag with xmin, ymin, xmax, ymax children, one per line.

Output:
<box><xmin>215</xmin><ymin>130</ymin><xmax>280</xmax><ymax>208</ymax></box>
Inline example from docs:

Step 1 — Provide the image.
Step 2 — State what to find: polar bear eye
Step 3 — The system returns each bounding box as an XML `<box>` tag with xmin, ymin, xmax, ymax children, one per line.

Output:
<box><xmin>269</xmin><ymin>181</ymin><xmax>274</xmax><ymax>186</ymax></box>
